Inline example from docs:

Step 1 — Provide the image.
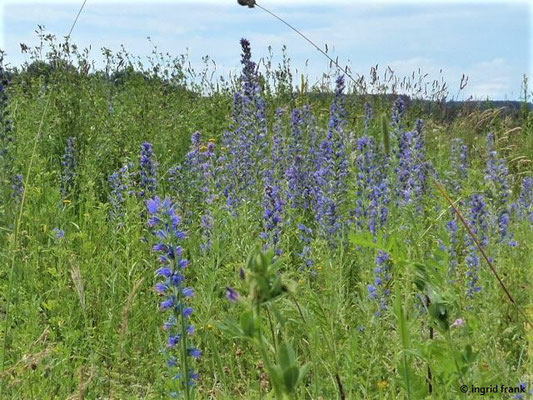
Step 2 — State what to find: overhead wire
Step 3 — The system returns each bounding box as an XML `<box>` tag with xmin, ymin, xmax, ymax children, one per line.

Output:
<box><xmin>253</xmin><ymin>1</ymin><xmax>361</xmax><ymax>87</ymax></box>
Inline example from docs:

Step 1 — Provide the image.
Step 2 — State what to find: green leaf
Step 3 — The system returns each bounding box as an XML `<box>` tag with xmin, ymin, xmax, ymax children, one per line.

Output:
<box><xmin>349</xmin><ymin>232</ymin><xmax>383</xmax><ymax>250</ymax></box>
<box><xmin>270</xmin><ymin>303</ymin><xmax>286</xmax><ymax>327</ymax></box>
<box><xmin>278</xmin><ymin>341</ymin><xmax>296</xmax><ymax>370</ymax></box>
<box><xmin>239</xmin><ymin>310</ymin><xmax>258</xmax><ymax>338</ymax></box>
<box><xmin>297</xmin><ymin>363</ymin><xmax>311</xmax><ymax>386</ymax></box>
<box><xmin>268</xmin><ymin>364</ymin><xmax>284</xmax><ymax>394</ymax></box>
<box><xmin>282</xmin><ymin>365</ymin><xmax>300</xmax><ymax>394</ymax></box>
<box><xmin>394</xmin><ymin>286</ymin><xmax>414</xmax><ymax>400</ymax></box>
<box><xmin>216</xmin><ymin>319</ymin><xmax>244</xmax><ymax>339</ymax></box>
<box><xmin>428</xmin><ymin>301</ymin><xmax>449</xmax><ymax>331</ymax></box>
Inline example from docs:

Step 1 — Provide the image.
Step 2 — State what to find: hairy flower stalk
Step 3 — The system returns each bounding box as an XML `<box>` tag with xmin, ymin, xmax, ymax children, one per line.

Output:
<box><xmin>393</xmin><ymin>119</ymin><xmax>431</xmax><ymax>208</ymax></box>
<box><xmin>177</xmin><ymin>131</ymin><xmax>208</xmax><ymax>221</ymax></box>
<box><xmin>446</xmin><ymin>211</ymin><xmax>460</xmax><ymax>280</ymax></box>
<box><xmin>221</xmin><ymin>39</ymin><xmax>268</xmax><ymax>209</ymax></box>
<box><xmin>260</xmin><ymin>181</ymin><xmax>284</xmax><ymax>256</ymax></box>
<box><xmin>364</xmin><ymin>101</ymin><xmax>373</xmax><ymax>133</ymax></box>
<box><xmin>515</xmin><ymin>177</ymin><xmax>533</xmax><ymax>224</ymax></box>
<box><xmin>60</xmin><ymin>137</ymin><xmax>77</xmax><ymax>199</ymax></box>
<box><xmin>138</xmin><ymin>141</ymin><xmax>158</xmax><ymax>198</ymax></box>
<box><xmin>287</xmin><ymin>105</ymin><xmax>320</xmax><ymax>215</ymax></box>
<box><xmin>271</xmin><ymin>108</ymin><xmax>287</xmax><ymax>182</ymax></box>
<box><xmin>367</xmin><ymin>250</ymin><xmax>393</xmax><ymax>317</ymax></box>
<box><xmin>484</xmin><ymin>133</ymin><xmax>515</xmax><ymax>245</ymax></box>
<box><xmin>465</xmin><ymin>194</ymin><xmax>489</xmax><ymax>298</ymax></box>
<box><xmin>313</xmin><ymin>76</ymin><xmax>349</xmax><ymax>240</ymax></box>
<box><xmin>200</xmin><ymin>140</ymin><xmax>218</xmax><ymax>252</ymax></box>
<box><xmin>286</xmin><ymin>108</ymin><xmax>315</xmax><ymax>213</ymax></box>
<box><xmin>147</xmin><ymin>196</ymin><xmax>200</xmax><ymax>398</ymax></box>
<box><xmin>108</xmin><ymin>162</ymin><xmax>135</xmax><ymax>226</ymax></box>
<box><xmin>390</xmin><ymin>97</ymin><xmax>406</xmax><ymax>152</ymax></box>
<box><xmin>449</xmin><ymin>138</ymin><xmax>468</xmax><ymax>193</ymax></box>
<box><xmin>296</xmin><ymin>223</ymin><xmax>315</xmax><ymax>274</ymax></box>
<box><xmin>354</xmin><ymin>135</ymin><xmax>389</xmax><ymax>237</ymax></box>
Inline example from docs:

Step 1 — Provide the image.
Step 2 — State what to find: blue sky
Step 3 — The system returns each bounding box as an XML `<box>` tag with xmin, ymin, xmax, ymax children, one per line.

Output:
<box><xmin>1</xmin><ymin>0</ymin><xmax>531</xmax><ymax>100</ymax></box>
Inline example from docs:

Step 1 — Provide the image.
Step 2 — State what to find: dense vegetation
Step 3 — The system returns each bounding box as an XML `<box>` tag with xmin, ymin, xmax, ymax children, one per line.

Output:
<box><xmin>1</xmin><ymin>33</ymin><xmax>532</xmax><ymax>399</ymax></box>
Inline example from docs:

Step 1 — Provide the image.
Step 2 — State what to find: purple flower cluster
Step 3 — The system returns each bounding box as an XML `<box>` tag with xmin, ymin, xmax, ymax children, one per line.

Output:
<box><xmin>516</xmin><ymin>177</ymin><xmax>533</xmax><ymax>223</ymax></box>
<box><xmin>260</xmin><ymin>183</ymin><xmax>284</xmax><ymax>255</ymax></box>
<box><xmin>484</xmin><ymin>133</ymin><xmax>515</xmax><ymax>245</ymax></box>
<box><xmin>138</xmin><ymin>142</ymin><xmax>158</xmax><ymax>198</ymax></box>
<box><xmin>296</xmin><ymin>223</ymin><xmax>314</xmax><ymax>273</ymax></box>
<box><xmin>446</xmin><ymin>210</ymin><xmax>460</xmax><ymax>279</ymax></box>
<box><xmin>313</xmin><ymin>76</ymin><xmax>349</xmax><ymax>239</ymax></box>
<box><xmin>367</xmin><ymin>250</ymin><xmax>392</xmax><ymax>317</ymax></box>
<box><xmin>354</xmin><ymin>135</ymin><xmax>389</xmax><ymax>237</ymax></box>
<box><xmin>394</xmin><ymin>119</ymin><xmax>430</xmax><ymax>206</ymax></box>
<box><xmin>220</xmin><ymin>39</ymin><xmax>268</xmax><ymax>208</ymax></box>
<box><xmin>391</xmin><ymin>96</ymin><xmax>406</xmax><ymax>140</ymax></box>
<box><xmin>449</xmin><ymin>138</ymin><xmax>468</xmax><ymax>193</ymax></box>
<box><xmin>465</xmin><ymin>194</ymin><xmax>489</xmax><ymax>298</ymax></box>
<box><xmin>108</xmin><ymin>162</ymin><xmax>135</xmax><ymax>224</ymax></box>
<box><xmin>146</xmin><ymin>196</ymin><xmax>200</xmax><ymax>395</ymax></box>
<box><xmin>11</xmin><ymin>173</ymin><xmax>24</xmax><ymax>203</ymax></box>
<box><xmin>52</xmin><ymin>227</ymin><xmax>65</xmax><ymax>239</ymax></box>
<box><xmin>364</xmin><ymin>101</ymin><xmax>373</xmax><ymax>133</ymax></box>
<box><xmin>200</xmin><ymin>141</ymin><xmax>217</xmax><ymax>252</ymax></box>
<box><xmin>285</xmin><ymin>107</ymin><xmax>318</xmax><ymax>214</ymax></box>
<box><xmin>270</xmin><ymin>108</ymin><xmax>287</xmax><ymax>183</ymax></box>
<box><xmin>60</xmin><ymin>137</ymin><xmax>77</xmax><ymax>198</ymax></box>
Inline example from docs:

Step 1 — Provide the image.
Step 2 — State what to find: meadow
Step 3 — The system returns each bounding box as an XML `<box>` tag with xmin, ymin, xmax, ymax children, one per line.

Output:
<box><xmin>0</xmin><ymin>33</ymin><xmax>532</xmax><ymax>399</ymax></box>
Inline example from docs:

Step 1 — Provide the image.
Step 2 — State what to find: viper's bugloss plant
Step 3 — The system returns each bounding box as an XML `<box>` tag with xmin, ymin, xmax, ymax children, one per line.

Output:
<box><xmin>11</xmin><ymin>173</ymin><xmax>24</xmax><ymax>203</ymax></box>
<box><xmin>516</xmin><ymin>177</ymin><xmax>533</xmax><ymax>223</ymax></box>
<box><xmin>220</xmin><ymin>39</ymin><xmax>268</xmax><ymax>209</ymax></box>
<box><xmin>139</xmin><ymin>141</ymin><xmax>158</xmax><ymax>198</ymax></box>
<box><xmin>108</xmin><ymin>162</ymin><xmax>134</xmax><ymax>225</ymax></box>
<box><xmin>200</xmin><ymin>140</ymin><xmax>217</xmax><ymax>252</ymax></box>
<box><xmin>485</xmin><ymin>133</ymin><xmax>515</xmax><ymax>245</ymax></box>
<box><xmin>354</xmin><ymin>135</ymin><xmax>389</xmax><ymax>237</ymax></box>
<box><xmin>146</xmin><ymin>196</ymin><xmax>200</xmax><ymax>399</ymax></box>
<box><xmin>446</xmin><ymin>210</ymin><xmax>460</xmax><ymax>279</ymax></box>
<box><xmin>296</xmin><ymin>223</ymin><xmax>314</xmax><ymax>273</ymax></box>
<box><xmin>367</xmin><ymin>250</ymin><xmax>393</xmax><ymax>317</ymax></box>
<box><xmin>313</xmin><ymin>76</ymin><xmax>349</xmax><ymax>239</ymax></box>
<box><xmin>465</xmin><ymin>194</ymin><xmax>489</xmax><ymax>298</ymax></box>
<box><xmin>391</xmin><ymin>96</ymin><xmax>407</xmax><ymax>144</ymax></box>
<box><xmin>393</xmin><ymin>119</ymin><xmax>431</xmax><ymax>208</ymax></box>
<box><xmin>60</xmin><ymin>137</ymin><xmax>77</xmax><ymax>199</ymax></box>
<box><xmin>449</xmin><ymin>138</ymin><xmax>468</xmax><ymax>193</ymax></box>
<box><xmin>260</xmin><ymin>183</ymin><xmax>284</xmax><ymax>255</ymax></box>
<box><xmin>364</xmin><ymin>101</ymin><xmax>373</xmax><ymax>133</ymax></box>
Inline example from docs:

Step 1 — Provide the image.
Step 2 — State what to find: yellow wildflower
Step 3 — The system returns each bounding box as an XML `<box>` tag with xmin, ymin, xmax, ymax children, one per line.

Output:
<box><xmin>377</xmin><ymin>380</ymin><xmax>388</xmax><ymax>390</ymax></box>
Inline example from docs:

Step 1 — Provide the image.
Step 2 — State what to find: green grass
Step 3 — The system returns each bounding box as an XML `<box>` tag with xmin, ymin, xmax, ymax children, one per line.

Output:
<box><xmin>0</xmin><ymin>38</ymin><xmax>532</xmax><ymax>399</ymax></box>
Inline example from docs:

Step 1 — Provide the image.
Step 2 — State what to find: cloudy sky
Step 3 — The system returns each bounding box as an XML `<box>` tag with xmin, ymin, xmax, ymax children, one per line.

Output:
<box><xmin>1</xmin><ymin>0</ymin><xmax>531</xmax><ymax>100</ymax></box>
